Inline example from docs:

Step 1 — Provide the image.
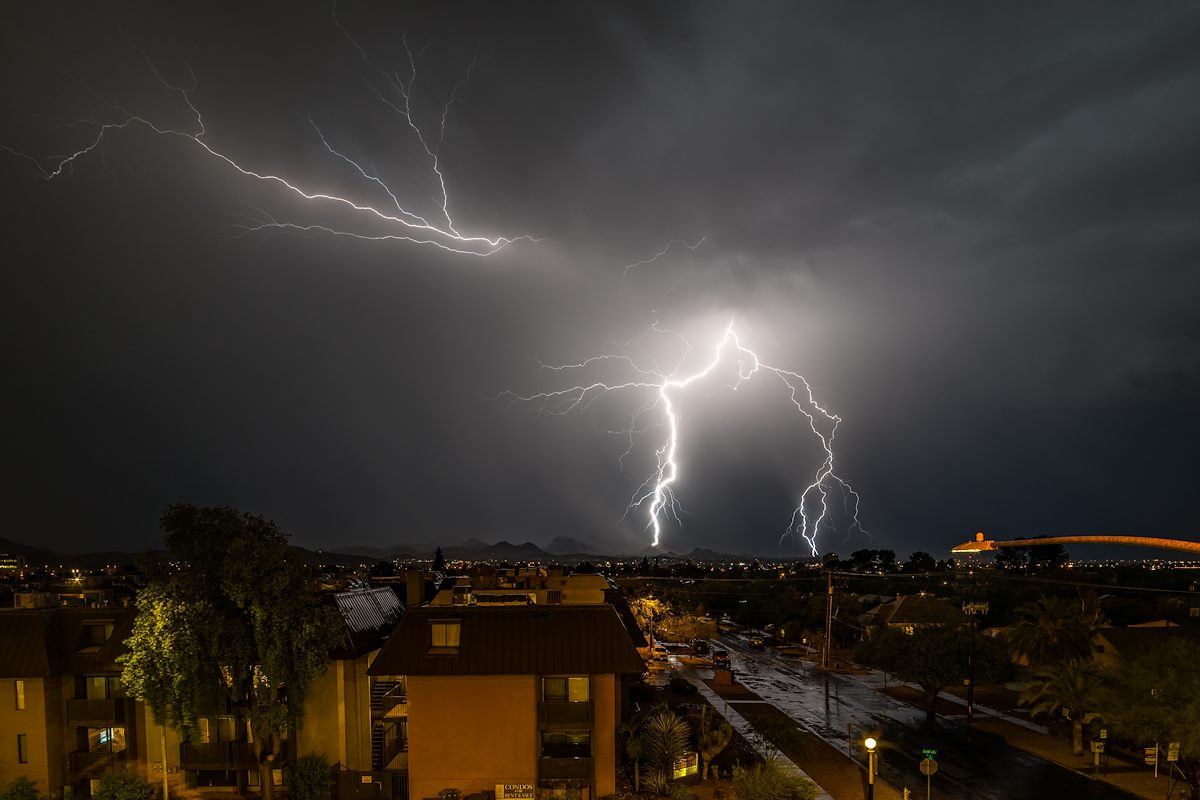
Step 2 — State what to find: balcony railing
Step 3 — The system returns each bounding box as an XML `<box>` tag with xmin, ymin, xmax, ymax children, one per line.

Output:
<box><xmin>538</xmin><ymin>756</ymin><xmax>592</xmax><ymax>781</ymax></box>
<box><xmin>179</xmin><ymin>742</ymin><xmax>266</xmax><ymax>771</ymax></box>
<box><xmin>66</xmin><ymin>698</ymin><xmax>125</xmax><ymax>724</ymax></box>
<box><xmin>69</xmin><ymin>750</ymin><xmax>126</xmax><ymax>775</ymax></box>
<box><xmin>538</xmin><ymin>701</ymin><xmax>593</xmax><ymax>727</ymax></box>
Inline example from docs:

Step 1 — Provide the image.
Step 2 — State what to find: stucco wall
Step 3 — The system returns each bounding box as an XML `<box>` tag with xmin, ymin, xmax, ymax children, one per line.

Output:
<box><xmin>408</xmin><ymin>675</ymin><xmax>537</xmax><ymax>799</ymax></box>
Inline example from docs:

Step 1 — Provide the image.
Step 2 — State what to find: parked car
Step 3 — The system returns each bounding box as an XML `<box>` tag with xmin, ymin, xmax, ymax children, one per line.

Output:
<box><xmin>651</xmin><ymin>644</ymin><xmax>670</xmax><ymax>662</ymax></box>
<box><xmin>748</xmin><ymin>635</ymin><xmax>765</xmax><ymax>650</ymax></box>
<box><xmin>690</xmin><ymin>639</ymin><xmax>710</xmax><ymax>656</ymax></box>
<box><xmin>712</xmin><ymin>649</ymin><xmax>730</xmax><ymax>667</ymax></box>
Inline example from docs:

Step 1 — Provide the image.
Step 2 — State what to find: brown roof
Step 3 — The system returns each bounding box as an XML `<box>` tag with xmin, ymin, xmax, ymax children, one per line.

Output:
<box><xmin>863</xmin><ymin>595</ymin><xmax>963</xmax><ymax>626</ymax></box>
<box><xmin>1095</xmin><ymin>625</ymin><xmax>1200</xmax><ymax>661</ymax></box>
<box><xmin>368</xmin><ymin>604</ymin><xmax>645</xmax><ymax>677</ymax></box>
<box><xmin>0</xmin><ymin>606</ymin><xmax>135</xmax><ymax>677</ymax></box>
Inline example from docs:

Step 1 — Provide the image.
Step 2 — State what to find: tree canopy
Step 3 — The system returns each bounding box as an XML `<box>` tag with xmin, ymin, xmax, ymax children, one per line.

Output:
<box><xmin>1007</xmin><ymin>595</ymin><xmax>1098</xmax><ymax>671</ymax></box>
<box><xmin>855</xmin><ymin>624</ymin><xmax>1011</xmax><ymax>719</ymax></box>
<box><xmin>1099</xmin><ymin>637</ymin><xmax>1200</xmax><ymax>799</ymax></box>
<box><xmin>119</xmin><ymin>504</ymin><xmax>341</xmax><ymax>800</ymax></box>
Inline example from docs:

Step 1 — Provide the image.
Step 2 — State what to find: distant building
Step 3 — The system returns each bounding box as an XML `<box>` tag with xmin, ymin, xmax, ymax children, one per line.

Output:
<box><xmin>859</xmin><ymin>594</ymin><xmax>963</xmax><ymax>635</ymax></box>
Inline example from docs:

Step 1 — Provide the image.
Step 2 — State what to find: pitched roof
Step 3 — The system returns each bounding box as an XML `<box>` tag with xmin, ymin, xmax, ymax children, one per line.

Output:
<box><xmin>0</xmin><ymin>610</ymin><xmax>62</xmax><ymax>677</ymax></box>
<box><xmin>1095</xmin><ymin>625</ymin><xmax>1200</xmax><ymax>660</ymax></box>
<box><xmin>330</xmin><ymin>587</ymin><xmax>404</xmax><ymax>659</ymax></box>
<box><xmin>368</xmin><ymin>604</ymin><xmax>645</xmax><ymax>677</ymax></box>
<box><xmin>0</xmin><ymin>606</ymin><xmax>135</xmax><ymax>677</ymax></box>
<box><xmin>863</xmin><ymin>595</ymin><xmax>963</xmax><ymax>626</ymax></box>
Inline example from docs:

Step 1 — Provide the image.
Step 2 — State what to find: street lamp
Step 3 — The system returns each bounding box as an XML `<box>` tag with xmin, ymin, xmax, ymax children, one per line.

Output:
<box><xmin>864</xmin><ymin>737</ymin><xmax>878</xmax><ymax>800</ymax></box>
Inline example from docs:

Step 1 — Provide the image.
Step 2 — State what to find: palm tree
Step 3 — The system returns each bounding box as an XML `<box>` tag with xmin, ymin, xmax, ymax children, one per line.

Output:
<box><xmin>1008</xmin><ymin>595</ymin><xmax>1096</xmax><ymax>673</ymax></box>
<box><xmin>1020</xmin><ymin>661</ymin><xmax>1105</xmax><ymax>755</ymax></box>
<box><xmin>641</xmin><ymin>709</ymin><xmax>692</xmax><ymax>793</ymax></box>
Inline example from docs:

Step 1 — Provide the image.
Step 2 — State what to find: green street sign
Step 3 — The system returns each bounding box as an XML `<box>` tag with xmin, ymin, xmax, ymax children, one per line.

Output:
<box><xmin>922</xmin><ymin>748</ymin><xmax>938</xmax><ymax>759</ymax></box>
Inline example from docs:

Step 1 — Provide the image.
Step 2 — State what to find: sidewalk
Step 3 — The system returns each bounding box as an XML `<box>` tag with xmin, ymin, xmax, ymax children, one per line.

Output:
<box><xmin>683</xmin><ymin>671</ymin><xmax>835</xmax><ymax>800</ymax></box>
<box><xmin>850</xmin><ymin>668</ymin><xmax>1184</xmax><ymax>800</ymax></box>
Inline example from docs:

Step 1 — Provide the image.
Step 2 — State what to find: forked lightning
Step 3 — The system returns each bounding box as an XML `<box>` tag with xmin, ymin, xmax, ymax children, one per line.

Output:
<box><xmin>500</xmin><ymin>320</ymin><xmax>868</xmax><ymax>554</ymax></box>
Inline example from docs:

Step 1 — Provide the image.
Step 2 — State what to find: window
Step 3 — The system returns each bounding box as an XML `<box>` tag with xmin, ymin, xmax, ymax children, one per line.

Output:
<box><xmin>17</xmin><ymin>733</ymin><xmax>28</xmax><ymax>764</ymax></box>
<box><xmin>542</xmin><ymin>676</ymin><xmax>589</xmax><ymax>703</ymax></box>
<box><xmin>430</xmin><ymin>621</ymin><xmax>461</xmax><ymax>649</ymax></box>
<box><xmin>15</xmin><ymin>680</ymin><xmax>24</xmax><ymax>711</ymax></box>
<box><xmin>82</xmin><ymin>727</ymin><xmax>126</xmax><ymax>754</ymax></box>
<box><xmin>541</xmin><ymin>731</ymin><xmax>590</xmax><ymax>758</ymax></box>
<box><xmin>77</xmin><ymin>622</ymin><xmax>115</xmax><ymax>653</ymax></box>
<box><xmin>902</xmin><ymin>626</ymin><xmax>915</xmax><ymax>636</ymax></box>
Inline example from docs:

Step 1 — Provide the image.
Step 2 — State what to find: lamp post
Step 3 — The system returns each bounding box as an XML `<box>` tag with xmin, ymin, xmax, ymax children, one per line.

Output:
<box><xmin>864</xmin><ymin>737</ymin><xmax>878</xmax><ymax>800</ymax></box>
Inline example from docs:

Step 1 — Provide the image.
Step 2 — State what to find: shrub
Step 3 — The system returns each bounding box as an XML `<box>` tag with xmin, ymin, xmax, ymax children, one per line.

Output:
<box><xmin>0</xmin><ymin>777</ymin><xmax>41</xmax><ymax>800</ymax></box>
<box><xmin>92</xmin><ymin>770</ymin><xmax>152</xmax><ymax>800</ymax></box>
<box><xmin>290</xmin><ymin>754</ymin><xmax>335</xmax><ymax>800</ymax></box>
<box><xmin>731</xmin><ymin>761</ymin><xmax>818</xmax><ymax>800</ymax></box>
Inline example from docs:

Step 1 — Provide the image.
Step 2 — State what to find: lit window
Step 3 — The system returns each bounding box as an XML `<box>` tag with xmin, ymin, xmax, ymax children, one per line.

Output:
<box><xmin>903</xmin><ymin>626</ymin><xmax>915</xmax><ymax>636</ymax></box>
<box><xmin>430</xmin><ymin>621</ymin><xmax>461</xmax><ymax>648</ymax></box>
<box><xmin>17</xmin><ymin>733</ymin><xmax>28</xmax><ymax>764</ymax></box>
<box><xmin>542</xmin><ymin>676</ymin><xmax>589</xmax><ymax>703</ymax></box>
<box><xmin>15</xmin><ymin>680</ymin><xmax>25</xmax><ymax>711</ymax></box>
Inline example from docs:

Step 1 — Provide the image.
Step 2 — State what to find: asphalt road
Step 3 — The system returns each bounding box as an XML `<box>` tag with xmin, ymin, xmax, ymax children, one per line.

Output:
<box><xmin>708</xmin><ymin>633</ymin><xmax>1139</xmax><ymax>800</ymax></box>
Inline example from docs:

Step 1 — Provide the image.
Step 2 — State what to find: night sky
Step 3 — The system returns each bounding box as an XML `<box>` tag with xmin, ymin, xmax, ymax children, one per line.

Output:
<box><xmin>3</xmin><ymin>2</ymin><xmax>1199</xmax><ymax>559</ymax></box>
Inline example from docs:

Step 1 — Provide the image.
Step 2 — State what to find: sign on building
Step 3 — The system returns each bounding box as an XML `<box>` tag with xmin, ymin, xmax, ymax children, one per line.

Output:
<box><xmin>496</xmin><ymin>785</ymin><xmax>535</xmax><ymax>799</ymax></box>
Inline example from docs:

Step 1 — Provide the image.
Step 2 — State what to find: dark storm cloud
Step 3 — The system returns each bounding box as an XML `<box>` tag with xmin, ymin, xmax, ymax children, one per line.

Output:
<box><xmin>2</xmin><ymin>2</ymin><xmax>1198</xmax><ymax>558</ymax></box>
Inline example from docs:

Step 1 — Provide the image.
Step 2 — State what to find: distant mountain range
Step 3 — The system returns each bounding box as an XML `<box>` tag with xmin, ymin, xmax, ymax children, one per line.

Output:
<box><xmin>0</xmin><ymin>534</ymin><xmax>778</xmax><ymax>569</ymax></box>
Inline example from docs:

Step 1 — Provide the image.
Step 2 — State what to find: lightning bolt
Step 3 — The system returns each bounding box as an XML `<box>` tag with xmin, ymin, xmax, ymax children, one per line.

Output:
<box><xmin>4</xmin><ymin>29</ymin><xmax>534</xmax><ymax>258</ymax></box>
<box><xmin>621</xmin><ymin>235</ymin><xmax>709</xmax><ymax>283</ymax></box>
<box><xmin>499</xmin><ymin>319</ymin><xmax>868</xmax><ymax>555</ymax></box>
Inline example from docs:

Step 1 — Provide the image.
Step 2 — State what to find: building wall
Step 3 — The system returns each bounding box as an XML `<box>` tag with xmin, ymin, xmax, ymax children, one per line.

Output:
<box><xmin>592</xmin><ymin>674</ymin><xmax>617</xmax><ymax>797</ymax></box>
<box><xmin>408</xmin><ymin>675</ymin><xmax>536</xmax><ymax>799</ymax></box>
<box><xmin>296</xmin><ymin>654</ymin><xmax>373</xmax><ymax>769</ymax></box>
<box><xmin>131</xmin><ymin>702</ymin><xmax>184</xmax><ymax>798</ymax></box>
<box><xmin>0</xmin><ymin>677</ymin><xmax>51</xmax><ymax>795</ymax></box>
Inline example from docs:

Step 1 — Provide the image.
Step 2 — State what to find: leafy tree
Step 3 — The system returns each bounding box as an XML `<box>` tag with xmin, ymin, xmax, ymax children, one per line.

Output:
<box><xmin>432</xmin><ymin>546</ymin><xmax>445</xmax><ymax>571</ymax></box>
<box><xmin>855</xmin><ymin>624</ymin><xmax>1010</xmax><ymax>721</ymax></box>
<box><xmin>693</xmin><ymin>706</ymin><xmax>733</xmax><ymax>780</ymax></box>
<box><xmin>1020</xmin><ymin>662</ymin><xmax>1105</xmax><ymax>755</ymax></box>
<box><xmin>993</xmin><ymin>538</ymin><xmax>1069</xmax><ymax>572</ymax></box>
<box><xmin>120</xmin><ymin>505</ymin><xmax>342</xmax><ymax>800</ymax></box>
<box><xmin>290</xmin><ymin>754</ymin><xmax>335</xmax><ymax>800</ymax></box>
<box><xmin>1098</xmin><ymin>638</ymin><xmax>1200</xmax><ymax>799</ymax></box>
<box><xmin>731</xmin><ymin>760</ymin><xmax>818</xmax><ymax>800</ymax></box>
<box><xmin>848</xmin><ymin>549</ymin><xmax>896</xmax><ymax>573</ymax></box>
<box><xmin>901</xmin><ymin>551</ymin><xmax>937</xmax><ymax>574</ymax></box>
<box><xmin>0</xmin><ymin>777</ymin><xmax>41</xmax><ymax>800</ymax></box>
<box><xmin>92</xmin><ymin>769</ymin><xmax>153</xmax><ymax>800</ymax></box>
<box><xmin>1007</xmin><ymin>595</ymin><xmax>1096</xmax><ymax>673</ymax></box>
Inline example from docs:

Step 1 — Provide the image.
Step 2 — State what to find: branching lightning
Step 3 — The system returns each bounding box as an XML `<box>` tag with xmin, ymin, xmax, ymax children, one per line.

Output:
<box><xmin>5</xmin><ymin>26</ymin><xmax>534</xmax><ymax>258</ymax></box>
<box><xmin>621</xmin><ymin>235</ymin><xmax>709</xmax><ymax>283</ymax></box>
<box><xmin>500</xmin><ymin>320</ymin><xmax>868</xmax><ymax>555</ymax></box>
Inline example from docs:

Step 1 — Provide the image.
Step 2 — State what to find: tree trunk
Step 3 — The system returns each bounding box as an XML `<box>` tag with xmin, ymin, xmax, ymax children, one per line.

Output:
<box><xmin>924</xmin><ymin>687</ymin><xmax>942</xmax><ymax>722</ymax></box>
<box><xmin>1070</xmin><ymin>722</ymin><xmax>1083</xmax><ymax>755</ymax></box>
<box><xmin>634</xmin><ymin>761</ymin><xmax>640</xmax><ymax>792</ymax></box>
<box><xmin>259</xmin><ymin>755</ymin><xmax>276</xmax><ymax>800</ymax></box>
<box><xmin>701</xmin><ymin>756</ymin><xmax>709</xmax><ymax>781</ymax></box>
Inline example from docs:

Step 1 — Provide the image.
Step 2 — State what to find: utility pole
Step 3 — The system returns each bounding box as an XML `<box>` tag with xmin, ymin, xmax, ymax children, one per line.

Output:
<box><xmin>962</xmin><ymin>600</ymin><xmax>989</xmax><ymax>724</ymax></box>
<box><xmin>822</xmin><ymin>570</ymin><xmax>834</xmax><ymax>670</ymax></box>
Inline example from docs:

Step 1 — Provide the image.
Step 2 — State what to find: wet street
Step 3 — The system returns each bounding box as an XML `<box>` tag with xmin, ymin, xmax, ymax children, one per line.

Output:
<box><xmin>703</xmin><ymin>634</ymin><xmax>1139</xmax><ymax>800</ymax></box>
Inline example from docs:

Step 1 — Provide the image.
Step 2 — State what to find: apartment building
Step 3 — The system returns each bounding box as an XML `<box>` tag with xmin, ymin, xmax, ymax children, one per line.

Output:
<box><xmin>367</xmin><ymin>604</ymin><xmax>644</xmax><ymax>800</ymax></box>
<box><xmin>0</xmin><ymin>606</ymin><xmax>139</xmax><ymax>800</ymax></box>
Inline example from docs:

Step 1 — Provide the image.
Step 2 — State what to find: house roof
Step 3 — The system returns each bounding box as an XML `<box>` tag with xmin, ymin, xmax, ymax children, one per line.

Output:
<box><xmin>1095</xmin><ymin>625</ymin><xmax>1200</xmax><ymax>660</ymax></box>
<box><xmin>368</xmin><ymin>604</ymin><xmax>645</xmax><ymax>677</ymax></box>
<box><xmin>0</xmin><ymin>610</ymin><xmax>62</xmax><ymax>677</ymax></box>
<box><xmin>862</xmin><ymin>594</ymin><xmax>963</xmax><ymax>626</ymax></box>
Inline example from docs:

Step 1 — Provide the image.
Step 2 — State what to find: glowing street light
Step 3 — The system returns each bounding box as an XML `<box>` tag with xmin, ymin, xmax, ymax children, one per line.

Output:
<box><xmin>864</xmin><ymin>737</ymin><xmax>878</xmax><ymax>800</ymax></box>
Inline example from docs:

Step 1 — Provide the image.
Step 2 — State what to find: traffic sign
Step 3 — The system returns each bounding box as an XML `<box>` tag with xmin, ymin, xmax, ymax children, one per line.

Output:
<box><xmin>1145</xmin><ymin>747</ymin><xmax>1158</xmax><ymax>765</ymax></box>
<box><xmin>920</xmin><ymin>758</ymin><xmax>938</xmax><ymax>776</ymax></box>
<box><xmin>921</xmin><ymin>748</ymin><xmax>938</xmax><ymax>759</ymax></box>
<box><xmin>1167</xmin><ymin>743</ymin><xmax>1180</xmax><ymax>762</ymax></box>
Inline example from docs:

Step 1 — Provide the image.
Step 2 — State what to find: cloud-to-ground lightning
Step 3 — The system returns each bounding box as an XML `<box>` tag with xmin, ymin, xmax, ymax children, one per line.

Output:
<box><xmin>621</xmin><ymin>235</ymin><xmax>709</xmax><ymax>283</ymax></box>
<box><xmin>4</xmin><ymin>29</ymin><xmax>533</xmax><ymax>258</ymax></box>
<box><xmin>499</xmin><ymin>320</ymin><xmax>868</xmax><ymax>555</ymax></box>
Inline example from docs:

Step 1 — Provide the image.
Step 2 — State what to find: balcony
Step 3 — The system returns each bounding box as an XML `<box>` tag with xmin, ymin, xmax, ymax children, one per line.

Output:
<box><xmin>69</xmin><ymin>750</ymin><xmax>126</xmax><ymax>775</ymax></box>
<box><xmin>67</xmin><ymin>698</ymin><xmax>125</xmax><ymax>724</ymax></box>
<box><xmin>538</xmin><ymin>757</ymin><xmax>592</xmax><ymax>781</ymax></box>
<box><xmin>179</xmin><ymin>742</ymin><xmax>263</xmax><ymax>771</ymax></box>
<box><xmin>538</xmin><ymin>701</ymin><xmax>592</xmax><ymax>727</ymax></box>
